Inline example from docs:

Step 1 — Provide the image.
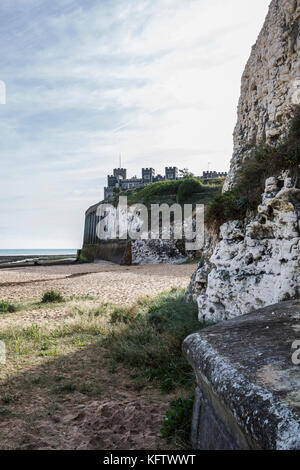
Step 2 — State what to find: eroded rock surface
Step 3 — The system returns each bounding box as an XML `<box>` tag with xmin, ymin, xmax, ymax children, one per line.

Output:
<box><xmin>132</xmin><ymin>239</ymin><xmax>187</xmax><ymax>265</ymax></box>
<box><xmin>187</xmin><ymin>174</ymin><xmax>300</xmax><ymax>321</ymax></box>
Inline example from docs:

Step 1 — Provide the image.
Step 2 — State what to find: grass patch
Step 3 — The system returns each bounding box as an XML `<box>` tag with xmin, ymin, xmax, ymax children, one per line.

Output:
<box><xmin>161</xmin><ymin>393</ymin><xmax>194</xmax><ymax>448</ymax></box>
<box><xmin>78</xmin><ymin>254</ymin><xmax>89</xmax><ymax>263</ymax></box>
<box><xmin>53</xmin><ymin>382</ymin><xmax>77</xmax><ymax>394</ymax></box>
<box><xmin>0</xmin><ymin>301</ymin><xmax>17</xmax><ymax>314</ymax></box>
<box><xmin>104</xmin><ymin>289</ymin><xmax>210</xmax><ymax>392</ymax></box>
<box><xmin>0</xmin><ymin>303</ymin><xmax>111</xmax><ymax>358</ymax></box>
<box><xmin>0</xmin><ymin>289</ymin><xmax>210</xmax><ymax>449</ymax></box>
<box><xmin>41</xmin><ymin>291</ymin><xmax>64</xmax><ymax>304</ymax></box>
<box><xmin>0</xmin><ymin>408</ymin><xmax>15</xmax><ymax>417</ymax></box>
<box><xmin>206</xmin><ymin>105</ymin><xmax>300</xmax><ymax>230</ymax></box>
<box><xmin>1</xmin><ymin>292</ymin><xmax>207</xmax><ymax>393</ymax></box>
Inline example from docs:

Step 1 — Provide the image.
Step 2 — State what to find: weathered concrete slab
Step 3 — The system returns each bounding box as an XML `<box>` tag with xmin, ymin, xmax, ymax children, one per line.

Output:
<box><xmin>183</xmin><ymin>301</ymin><xmax>300</xmax><ymax>450</ymax></box>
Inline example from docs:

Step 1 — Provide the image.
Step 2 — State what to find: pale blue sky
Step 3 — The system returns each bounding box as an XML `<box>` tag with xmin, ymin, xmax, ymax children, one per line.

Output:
<box><xmin>0</xmin><ymin>0</ymin><xmax>270</xmax><ymax>248</ymax></box>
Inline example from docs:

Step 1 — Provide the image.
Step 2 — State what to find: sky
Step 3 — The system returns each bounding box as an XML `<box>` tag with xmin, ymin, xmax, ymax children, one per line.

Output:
<box><xmin>0</xmin><ymin>0</ymin><xmax>270</xmax><ymax>249</ymax></box>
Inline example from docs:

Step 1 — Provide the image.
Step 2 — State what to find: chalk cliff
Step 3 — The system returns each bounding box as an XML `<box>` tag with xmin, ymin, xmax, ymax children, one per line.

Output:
<box><xmin>187</xmin><ymin>0</ymin><xmax>300</xmax><ymax>320</ymax></box>
<box><xmin>225</xmin><ymin>0</ymin><xmax>300</xmax><ymax>190</ymax></box>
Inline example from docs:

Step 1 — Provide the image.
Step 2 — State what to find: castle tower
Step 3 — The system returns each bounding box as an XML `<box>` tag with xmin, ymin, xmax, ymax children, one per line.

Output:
<box><xmin>142</xmin><ymin>168</ymin><xmax>155</xmax><ymax>183</ymax></box>
<box><xmin>165</xmin><ymin>167</ymin><xmax>178</xmax><ymax>180</ymax></box>
<box><xmin>113</xmin><ymin>168</ymin><xmax>127</xmax><ymax>181</ymax></box>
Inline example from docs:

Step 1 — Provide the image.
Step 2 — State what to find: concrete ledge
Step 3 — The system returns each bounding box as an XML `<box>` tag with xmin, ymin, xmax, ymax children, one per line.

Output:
<box><xmin>183</xmin><ymin>301</ymin><xmax>300</xmax><ymax>450</ymax></box>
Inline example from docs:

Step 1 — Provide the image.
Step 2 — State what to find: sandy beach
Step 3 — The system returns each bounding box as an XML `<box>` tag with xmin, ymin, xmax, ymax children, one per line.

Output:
<box><xmin>0</xmin><ymin>262</ymin><xmax>195</xmax><ymax>304</ymax></box>
<box><xmin>0</xmin><ymin>261</ymin><xmax>196</xmax><ymax>450</ymax></box>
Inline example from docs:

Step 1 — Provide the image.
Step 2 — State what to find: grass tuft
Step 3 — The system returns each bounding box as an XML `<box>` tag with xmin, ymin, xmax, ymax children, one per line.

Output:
<box><xmin>0</xmin><ymin>301</ymin><xmax>17</xmax><ymax>314</ymax></box>
<box><xmin>41</xmin><ymin>291</ymin><xmax>64</xmax><ymax>304</ymax></box>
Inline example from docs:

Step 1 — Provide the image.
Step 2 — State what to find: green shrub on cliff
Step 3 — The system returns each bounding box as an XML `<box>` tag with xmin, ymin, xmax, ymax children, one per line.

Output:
<box><xmin>206</xmin><ymin>189</ymin><xmax>247</xmax><ymax>230</ymax></box>
<box><xmin>206</xmin><ymin>106</ymin><xmax>300</xmax><ymax>230</ymax></box>
<box><xmin>177</xmin><ymin>178</ymin><xmax>204</xmax><ymax>203</ymax></box>
<box><xmin>127</xmin><ymin>177</ymin><xmax>204</xmax><ymax>205</ymax></box>
<box><xmin>128</xmin><ymin>179</ymin><xmax>181</xmax><ymax>204</ymax></box>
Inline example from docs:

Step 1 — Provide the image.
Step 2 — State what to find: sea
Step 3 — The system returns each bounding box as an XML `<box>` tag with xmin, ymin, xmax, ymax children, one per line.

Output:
<box><xmin>0</xmin><ymin>249</ymin><xmax>77</xmax><ymax>257</ymax></box>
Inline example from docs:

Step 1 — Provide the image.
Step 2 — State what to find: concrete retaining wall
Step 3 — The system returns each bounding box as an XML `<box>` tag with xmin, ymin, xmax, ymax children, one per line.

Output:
<box><xmin>183</xmin><ymin>301</ymin><xmax>300</xmax><ymax>450</ymax></box>
<box><xmin>81</xmin><ymin>241</ymin><xmax>132</xmax><ymax>265</ymax></box>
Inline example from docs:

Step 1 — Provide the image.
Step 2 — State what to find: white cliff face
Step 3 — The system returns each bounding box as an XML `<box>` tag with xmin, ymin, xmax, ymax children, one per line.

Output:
<box><xmin>186</xmin><ymin>0</ymin><xmax>300</xmax><ymax>320</ymax></box>
<box><xmin>188</xmin><ymin>174</ymin><xmax>300</xmax><ymax>321</ymax></box>
<box><xmin>224</xmin><ymin>0</ymin><xmax>300</xmax><ymax>191</ymax></box>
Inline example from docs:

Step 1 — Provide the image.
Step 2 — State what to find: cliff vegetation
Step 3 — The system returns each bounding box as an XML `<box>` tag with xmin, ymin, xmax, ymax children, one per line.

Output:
<box><xmin>207</xmin><ymin>106</ymin><xmax>300</xmax><ymax>231</ymax></box>
<box><xmin>111</xmin><ymin>177</ymin><xmax>223</xmax><ymax>207</ymax></box>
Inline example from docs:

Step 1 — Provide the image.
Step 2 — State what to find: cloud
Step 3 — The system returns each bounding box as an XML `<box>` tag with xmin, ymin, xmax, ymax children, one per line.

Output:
<box><xmin>0</xmin><ymin>0</ymin><xmax>270</xmax><ymax>248</ymax></box>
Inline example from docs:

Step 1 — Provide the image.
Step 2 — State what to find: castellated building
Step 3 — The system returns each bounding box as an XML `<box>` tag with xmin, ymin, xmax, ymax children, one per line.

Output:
<box><xmin>104</xmin><ymin>166</ymin><xmax>178</xmax><ymax>200</ymax></box>
<box><xmin>202</xmin><ymin>170</ymin><xmax>227</xmax><ymax>179</ymax></box>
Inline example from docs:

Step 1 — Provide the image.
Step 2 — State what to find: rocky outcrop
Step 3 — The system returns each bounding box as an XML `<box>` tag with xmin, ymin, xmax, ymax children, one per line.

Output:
<box><xmin>132</xmin><ymin>239</ymin><xmax>187</xmax><ymax>265</ymax></box>
<box><xmin>187</xmin><ymin>173</ymin><xmax>300</xmax><ymax>321</ymax></box>
<box><xmin>224</xmin><ymin>0</ymin><xmax>300</xmax><ymax>191</ymax></box>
